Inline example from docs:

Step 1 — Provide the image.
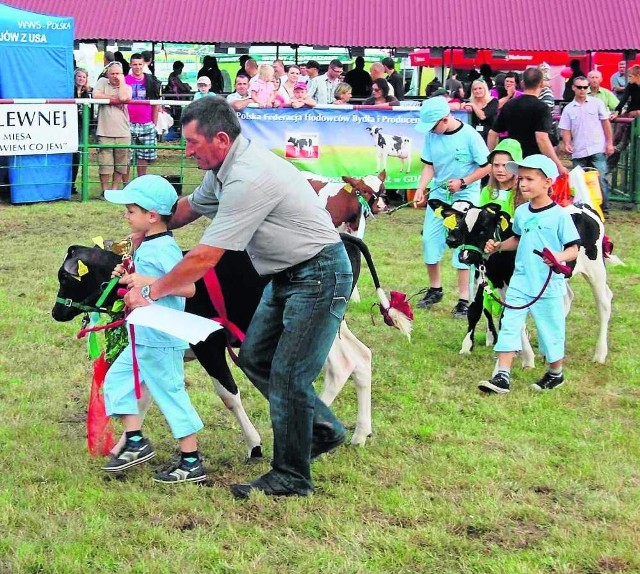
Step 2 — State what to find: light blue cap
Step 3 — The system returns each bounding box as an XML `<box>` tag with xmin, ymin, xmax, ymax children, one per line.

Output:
<box><xmin>104</xmin><ymin>174</ymin><xmax>178</xmax><ymax>215</ymax></box>
<box><xmin>506</xmin><ymin>155</ymin><xmax>559</xmax><ymax>182</ymax></box>
<box><xmin>415</xmin><ymin>96</ymin><xmax>450</xmax><ymax>133</ymax></box>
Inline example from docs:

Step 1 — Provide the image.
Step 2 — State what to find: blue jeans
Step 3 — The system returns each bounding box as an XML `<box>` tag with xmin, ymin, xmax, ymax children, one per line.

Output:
<box><xmin>573</xmin><ymin>154</ymin><xmax>609</xmax><ymax>209</ymax></box>
<box><xmin>238</xmin><ymin>242</ymin><xmax>352</xmax><ymax>493</ymax></box>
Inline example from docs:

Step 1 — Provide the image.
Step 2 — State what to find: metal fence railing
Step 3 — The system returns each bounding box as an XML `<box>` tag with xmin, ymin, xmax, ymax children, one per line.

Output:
<box><xmin>1</xmin><ymin>100</ymin><xmax>639</xmax><ymax>208</ymax></box>
<box><xmin>609</xmin><ymin>117</ymin><xmax>639</xmax><ymax>206</ymax></box>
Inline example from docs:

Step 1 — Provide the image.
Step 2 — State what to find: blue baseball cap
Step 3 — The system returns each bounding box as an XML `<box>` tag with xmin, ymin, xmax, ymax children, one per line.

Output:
<box><xmin>104</xmin><ymin>175</ymin><xmax>178</xmax><ymax>215</ymax></box>
<box><xmin>506</xmin><ymin>155</ymin><xmax>559</xmax><ymax>182</ymax></box>
<box><xmin>415</xmin><ymin>96</ymin><xmax>450</xmax><ymax>133</ymax></box>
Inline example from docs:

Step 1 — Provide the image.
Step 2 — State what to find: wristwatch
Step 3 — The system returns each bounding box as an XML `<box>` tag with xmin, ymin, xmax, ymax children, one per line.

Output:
<box><xmin>140</xmin><ymin>284</ymin><xmax>156</xmax><ymax>304</ymax></box>
<box><xmin>459</xmin><ymin>178</ymin><xmax>468</xmax><ymax>190</ymax></box>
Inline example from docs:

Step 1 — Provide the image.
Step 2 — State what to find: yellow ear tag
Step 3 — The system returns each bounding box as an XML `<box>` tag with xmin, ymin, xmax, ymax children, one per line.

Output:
<box><xmin>434</xmin><ymin>207</ymin><xmax>443</xmax><ymax>218</ymax></box>
<box><xmin>500</xmin><ymin>216</ymin><xmax>509</xmax><ymax>232</ymax></box>
<box><xmin>78</xmin><ymin>260</ymin><xmax>89</xmax><ymax>277</ymax></box>
<box><xmin>443</xmin><ymin>214</ymin><xmax>457</xmax><ymax>230</ymax></box>
<box><xmin>343</xmin><ymin>183</ymin><xmax>353</xmax><ymax>193</ymax></box>
<box><xmin>93</xmin><ymin>236</ymin><xmax>105</xmax><ymax>250</ymax></box>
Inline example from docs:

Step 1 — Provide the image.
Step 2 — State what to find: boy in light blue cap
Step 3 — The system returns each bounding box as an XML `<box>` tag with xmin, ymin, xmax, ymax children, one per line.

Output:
<box><xmin>478</xmin><ymin>155</ymin><xmax>580</xmax><ymax>394</ymax></box>
<box><xmin>414</xmin><ymin>96</ymin><xmax>491</xmax><ymax>318</ymax></box>
<box><xmin>102</xmin><ymin>174</ymin><xmax>207</xmax><ymax>483</ymax></box>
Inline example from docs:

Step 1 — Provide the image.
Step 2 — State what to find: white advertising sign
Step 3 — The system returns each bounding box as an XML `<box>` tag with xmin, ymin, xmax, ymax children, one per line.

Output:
<box><xmin>0</xmin><ymin>104</ymin><xmax>78</xmax><ymax>156</ymax></box>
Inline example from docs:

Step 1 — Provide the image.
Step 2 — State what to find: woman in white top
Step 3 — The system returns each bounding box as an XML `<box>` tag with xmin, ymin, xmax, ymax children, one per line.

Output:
<box><xmin>277</xmin><ymin>65</ymin><xmax>300</xmax><ymax>105</ymax></box>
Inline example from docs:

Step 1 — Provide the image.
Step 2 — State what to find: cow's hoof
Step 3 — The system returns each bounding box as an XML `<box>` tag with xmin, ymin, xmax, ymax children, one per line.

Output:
<box><xmin>245</xmin><ymin>445</ymin><xmax>264</xmax><ymax>463</ymax></box>
<box><xmin>592</xmin><ymin>354</ymin><xmax>607</xmax><ymax>364</ymax></box>
<box><xmin>350</xmin><ymin>429</ymin><xmax>371</xmax><ymax>447</ymax></box>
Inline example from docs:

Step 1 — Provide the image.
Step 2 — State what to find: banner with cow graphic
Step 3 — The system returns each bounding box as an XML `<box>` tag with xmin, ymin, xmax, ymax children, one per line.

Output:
<box><xmin>237</xmin><ymin>107</ymin><xmax>468</xmax><ymax>190</ymax></box>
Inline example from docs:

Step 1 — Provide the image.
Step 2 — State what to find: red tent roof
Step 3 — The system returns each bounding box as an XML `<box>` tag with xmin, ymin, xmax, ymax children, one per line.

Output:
<box><xmin>5</xmin><ymin>0</ymin><xmax>640</xmax><ymax>50</ymax></box>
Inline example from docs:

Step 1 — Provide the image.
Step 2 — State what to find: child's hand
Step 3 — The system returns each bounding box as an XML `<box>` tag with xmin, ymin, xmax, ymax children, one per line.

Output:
<box><xmin>119</xmin><ymin>273</ymin><xmax>155</xmax><ymax>288</ymax></box>
<box><xmin>484</xmin><ymin>239</ymin><xmax>501</xmax><ymax>254</ymax></box>
<box><xmin>111</xmin><ymin>263</ymin><xmax>126</xmax><ymax>279</ymax></box>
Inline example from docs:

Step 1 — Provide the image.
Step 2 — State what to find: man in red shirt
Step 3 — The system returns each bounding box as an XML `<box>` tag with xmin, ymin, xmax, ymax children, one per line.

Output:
<box><xmin>126</xmin><ymin>53</ymin><xmax>160</xmax><ymax>177</ymax></box>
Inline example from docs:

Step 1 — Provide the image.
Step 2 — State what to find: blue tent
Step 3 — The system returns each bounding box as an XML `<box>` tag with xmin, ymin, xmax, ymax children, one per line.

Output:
<box><xmin>0</xmin><ymin>4</ymin><xmax>74</xmax><ymax>203</ymax></box>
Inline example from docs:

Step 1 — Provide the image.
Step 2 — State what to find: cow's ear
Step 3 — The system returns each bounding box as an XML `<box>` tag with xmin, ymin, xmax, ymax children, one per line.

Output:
<box><xmin>378</xmin><ymin>170</ymin><xmax>386</xmax><ymax>182</ymax></box>
<box><xmin>483</xmin><ymin>202</ymin><xmax>502</xmax><ymax>215</ymax></box>
<box><xmin>428</xmin><ymin>198</ymin><xmax>446</xmax><ymax>211</ymax></box>
<box><xmin>342</xmin><ymin>176</ymin><xmax>359</xmax><ymax>187</ymax></box>
<box><xmin>498</xmin><ymin>212</ymin><xmax>512</xmax><ymax>232</ymax></box>
<box><xmin>77</xmin><ymin>260</ymin><xmax>89</xmax><ymax>277</ymax></box>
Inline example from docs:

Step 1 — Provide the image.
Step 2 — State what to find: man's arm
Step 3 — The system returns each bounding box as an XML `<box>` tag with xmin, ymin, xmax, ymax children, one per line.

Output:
<box><xmin>229</xmin><ymin>97</ymin><xmax>253</xmax><ymax>111</ymax></box>
<box><xmin>117</xmin><ymin>77</ymin><xmax>132</xmax><ymax>102</ymax></box>
<box><xmin>561</xmin><ymin>128</ymin><xmax>573</xmax><ymax>154</ymax></box>
<box><xmin>487</xmin><ymin>129</ymin><xmax>499</xmax><ymax>151</ymax></box>
<box><xmin>168</xmin><ymin>196</ymin><xmax>203</xmax><ymax>230</ymax></box>
<box><xmin>535</xmin><ymin>131</ymin><xmax>569</xmax><ymax>175</ymax></box>
<box><xmin>601</xmin><ymin>119</ymin><xmax>614</xmax><ymax>155</ymax></box>
<box><xmin>125</xmin><ymin>243</ymin><xmax>225</xmax><ymax>308</ymax></box>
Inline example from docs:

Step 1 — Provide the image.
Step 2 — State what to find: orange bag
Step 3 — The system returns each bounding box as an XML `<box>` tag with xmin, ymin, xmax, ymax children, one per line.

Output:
<box><xmin>551</xmin><ymin>173</ymin><xmax>572</xmax><ymax>207</ymax></box>
<box><xmin>87</xmin><ymin>353</ymin><xmax>115</xmax><ymax>456</ymax></box>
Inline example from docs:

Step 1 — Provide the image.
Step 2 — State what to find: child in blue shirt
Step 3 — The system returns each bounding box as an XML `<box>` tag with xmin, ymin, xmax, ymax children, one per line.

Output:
<box><xmin>478</xmin><ymin>155</ymin><xmax>580</xmax><ymax>394</ymax></box>
<box><xmin>414</xmin><ymin>96</ymin><xmax>491</xmax><ymax>318</ymax></box>
<box><xmin>102</xmin><ymin>175</ymin><xmax>206</xmax><ymax>483</ymax></box>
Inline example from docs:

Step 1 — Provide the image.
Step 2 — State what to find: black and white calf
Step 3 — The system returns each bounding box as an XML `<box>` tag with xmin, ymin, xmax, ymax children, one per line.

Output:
<box><xmin>366</xmin><ymin>126</ymin><xmax>412</xmax><ymax>173</ymax></box>
<box><xmin>429</xmin><ymin>199</ymin><xmax>613</xmax><ymax>365</ymax></box>
<box><xmin>287</xmin><ymin>136</ymin><xmax>314</xmax><ymax>157</ymax></box>
<box><xmin>52</xmin><ymin>236</ymin><xmax>410</xmax><ymax>455</ymax></box>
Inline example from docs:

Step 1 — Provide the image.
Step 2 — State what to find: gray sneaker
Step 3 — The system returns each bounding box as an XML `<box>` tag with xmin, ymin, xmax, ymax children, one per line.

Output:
<box><xmin>102</xmin><ymin>437</ymin><xmax>155</xmax><ymax>472</ymax></box>
<box><xmin>153</xmin><ymin>458</ymin><xmax>207</xmax><ymax>484</ymax></box>
<box><xmin>416</xmin><ymin>288</ymin><xmax>444</xmax><ymax>309</ymax></box>
<box><xmin>531</xmin><ymin>372</ymin><xmax>565</xmax><ymax>391</ymax></box>
<box><xmin>478</xmin><ymin>373</ymin><xmax>510</xmax><ymax>394</ymax></box>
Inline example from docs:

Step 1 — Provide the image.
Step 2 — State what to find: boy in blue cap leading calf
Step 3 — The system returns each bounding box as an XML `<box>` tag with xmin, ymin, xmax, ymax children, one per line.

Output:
<box><xmin>102</xmin><ymin>174</ymin><xmax>206</xmax><ymax>483</ymax></box>
<box><xmin>478</xmin><ymin>155</ymin><xmax>580</xmax><ymax>394</ymax></box>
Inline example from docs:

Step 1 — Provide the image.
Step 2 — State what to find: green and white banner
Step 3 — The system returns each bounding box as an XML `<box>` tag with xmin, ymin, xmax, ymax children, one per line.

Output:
<box><xmin>238</xmin><ymin>107</ymin><xmax>467</xmax><ymax>189</ymax></box>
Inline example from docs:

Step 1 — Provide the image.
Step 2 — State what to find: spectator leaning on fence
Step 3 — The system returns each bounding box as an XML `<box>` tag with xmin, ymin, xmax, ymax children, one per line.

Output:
<box><xmin>226</xmin><ymin>75</ymin><xmax>253</xmax><ymax>111</ymax></box>
<box><xmin>316</xmin><ymin>60</ymin><xmax>344</xmax><ymax>105</ymax></box>
<box><xmin>193</xmin><ymin>76</ymin><xmax>214</xmax><ymax>100</ymax></box>
<box><xmin>126</xmin><ymin>53</ymin><xmax>160</xmax><ymax>178</ymax></box>
<box><xmin>93</xmin><ymin>62</ymin><xmax>132</xmax><ymax>194</ymax></box>
<box><xmin>332</xmin><ymin>82</ymin><xmax>353</xmax><ymax>105</ymax></box>
<box><xmin>370</xmin><ymin>62</ymin><xmax>395</xmax><ymax>97</ymax></box>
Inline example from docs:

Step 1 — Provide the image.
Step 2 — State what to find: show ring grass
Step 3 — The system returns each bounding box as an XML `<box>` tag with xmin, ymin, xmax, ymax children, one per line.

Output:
<box><xmin>0</xmin><ymin>196</ymin><xmax>638</xmax><ymax>574</ymax></box>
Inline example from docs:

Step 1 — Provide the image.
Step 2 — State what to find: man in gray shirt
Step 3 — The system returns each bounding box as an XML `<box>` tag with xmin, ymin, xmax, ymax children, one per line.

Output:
<box><xmin>125</xmin><ymin>97</ymin><xmax>351</xmax><ymax>498</ymax></box>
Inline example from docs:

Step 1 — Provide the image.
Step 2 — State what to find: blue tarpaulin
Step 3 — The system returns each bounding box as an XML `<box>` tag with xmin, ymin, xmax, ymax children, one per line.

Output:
<box><xmin>0</xmin><ymin>4</ymin><xmax>74</xmax><ymax>203</ymax></box>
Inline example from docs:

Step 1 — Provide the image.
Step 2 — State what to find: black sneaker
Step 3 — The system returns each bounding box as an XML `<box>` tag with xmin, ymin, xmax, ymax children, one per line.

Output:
<box><xmin>153</xmin><ymin>457</ymin><xmax>207</xmax><ymax>484</ymax></box>
<box><xmin>531</xmin><ymin>372</ymin><xmax>565</xmax><ymax>391</ymax></box>
<box><xmin>478</xmin><ymin>373</ymin><xmax>510</xmax><ymax>394</ymax></box>
<box><xmin>452</xmin><ymin>300</ymin><xmax>469</xmax><ymax>319</ymax></box>
<box><xmin>416</xmin><ymin>288</ymin><xmax>443</xmax><ymax>309</ymax></box>
<box><xmin>102</xmin><ymin>437</ymin><xmax>155</xmax><ymax>472</ymax></box>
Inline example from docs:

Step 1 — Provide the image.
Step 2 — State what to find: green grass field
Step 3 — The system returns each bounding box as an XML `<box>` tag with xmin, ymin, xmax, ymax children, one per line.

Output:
<box><xmin>0</xmin><ymin>197</ymin><xmax>639</xmax><ymax>574</ymax></box>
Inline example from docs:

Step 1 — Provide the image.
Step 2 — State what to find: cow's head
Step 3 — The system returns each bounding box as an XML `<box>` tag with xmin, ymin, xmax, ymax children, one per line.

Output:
<box><xmin>366</xmin><ymin>126</ymin><xmax>382</xmax><ymax>138</ymax></box>
<box><xmin>428</xmin><ymin>199</ymin><xmax>512</xmax><ymax>267</ymax></box>
<box><xmin>342</xmin><ymin>171</ymin><xmax>388</xmax><ymax>214</ymax></box>
<box><xmin>52</xmin><ymin>245</ymin><xmax>122</xmax><ymax>322</ymax></box>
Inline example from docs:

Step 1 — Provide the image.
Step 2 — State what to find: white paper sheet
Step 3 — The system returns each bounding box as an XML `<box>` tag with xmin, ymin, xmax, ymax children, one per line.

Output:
<box><xmin>126</xmin><ymin>305</ymin><xmax>223</xmax><ymax>344</ymax></box>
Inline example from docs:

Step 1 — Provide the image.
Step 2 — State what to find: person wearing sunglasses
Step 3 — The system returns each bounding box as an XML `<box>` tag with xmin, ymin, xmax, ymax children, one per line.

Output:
<box><xmin>558</xmin><ymin>76</ymin><xmax>614</xmax><ymax>213</ymax></box>
<box><xmin>362</xmin><ymin>78</ymin><xmax>399</xmax><ymax>106</ymax></box>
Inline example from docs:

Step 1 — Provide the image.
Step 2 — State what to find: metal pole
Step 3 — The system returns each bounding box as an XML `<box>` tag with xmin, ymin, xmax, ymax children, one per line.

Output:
<box><xmin>81</xmin><ymin>102</ymin><xmax>90</xmax><ymax>202</ymax></box>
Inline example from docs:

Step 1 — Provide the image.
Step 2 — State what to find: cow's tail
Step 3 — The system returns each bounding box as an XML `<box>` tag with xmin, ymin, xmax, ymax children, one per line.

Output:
<box><xmin>340</xmin><ymin>234</ymin><xmax>413</xmax><ymax>340</ymax></box>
